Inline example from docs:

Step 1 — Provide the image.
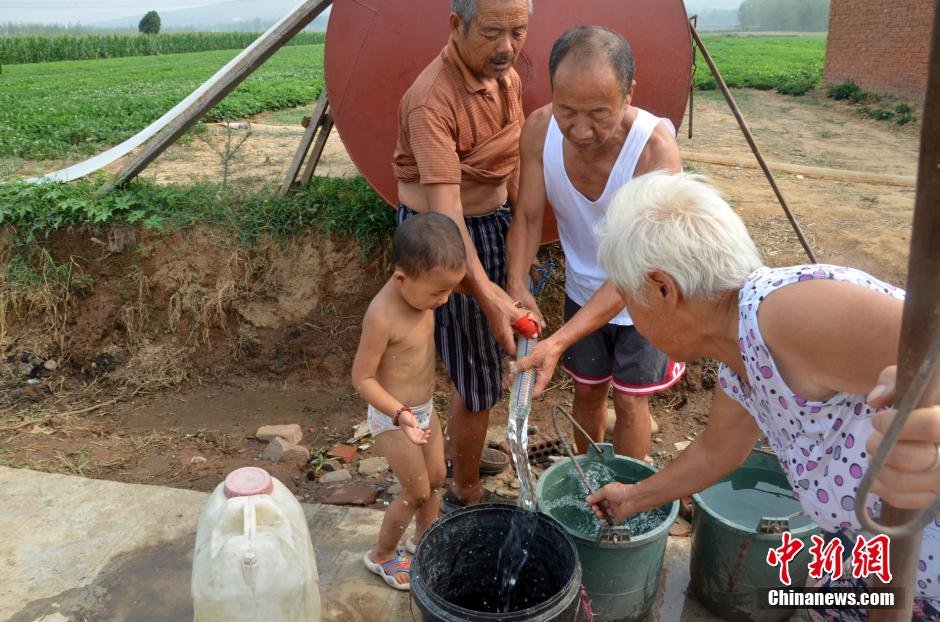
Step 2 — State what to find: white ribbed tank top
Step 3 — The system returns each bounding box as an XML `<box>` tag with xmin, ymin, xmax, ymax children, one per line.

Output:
<box><xmin>543</xmin><ymin>107</ymin><xmax>673</xmax><ymax>325</ymax></box>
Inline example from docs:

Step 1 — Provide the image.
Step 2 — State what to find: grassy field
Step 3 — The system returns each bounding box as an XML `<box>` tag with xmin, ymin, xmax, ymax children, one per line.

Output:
<box><xmin>0</xmin><ymin>31</ymin><xmax>325</xmax><ymax>65</ymax></box>
<box><xmin>0</xmin><ymin>34</ymin><xmax>824</xmax><ymax>163</ymax></box>
<box><xmin>0</xmin><ymin>175</ymin><xmax>393</xmax><ymax>248</ymax></box>
<box><xmin>0</xmin><ymin>44</ymin><xmax>324</xmax><ymax>161</ymax></box>
<box><xmin>694</xmin><ymin>34</ymin><xmax>826</xmax><ymax>94</ymax></box>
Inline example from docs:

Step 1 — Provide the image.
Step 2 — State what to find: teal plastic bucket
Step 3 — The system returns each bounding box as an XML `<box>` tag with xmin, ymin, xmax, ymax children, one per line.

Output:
<box><xmin>536</xmin><ymin>443</ymin><xmax>678</xmax><ymax>622</ymax></box>
<box><xmin>690</xmin><ymin>449</ymin><xmax>821</xmax><ymax>621</ymax></box>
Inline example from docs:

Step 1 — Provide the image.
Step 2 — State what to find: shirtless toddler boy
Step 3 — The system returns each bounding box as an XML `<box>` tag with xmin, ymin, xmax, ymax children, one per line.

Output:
<box><xmin>352</xmin><ymin>212</ymin><xmax>466</xmax><ymax>590</ymax></box>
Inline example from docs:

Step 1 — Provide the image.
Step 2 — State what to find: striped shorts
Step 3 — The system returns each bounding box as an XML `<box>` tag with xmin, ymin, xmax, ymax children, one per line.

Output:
<box><xmin>397</xmin><ymin>204</ymin><xmax>508</xmax><ymax>413</ymax></box>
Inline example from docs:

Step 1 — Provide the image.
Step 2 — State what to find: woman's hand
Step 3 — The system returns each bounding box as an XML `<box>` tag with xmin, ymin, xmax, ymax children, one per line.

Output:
<box><xmin>866</xmin><ymin>365</ymin><xmax>940</xmax><ymax>509</ymax></box>
<box><xmin>586</xmin><ymin>482</ymin><xmax>642</xmax><ymax>524</ymax></box>
<box><xmin>399</xmin><ymin>411</ymin><xmax>430</xmax><ymax>446</ymax></box>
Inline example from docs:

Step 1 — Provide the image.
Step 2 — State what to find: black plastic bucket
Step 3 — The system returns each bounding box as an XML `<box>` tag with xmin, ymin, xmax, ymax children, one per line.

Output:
<box><xmin>412</xmin><ymin>503</ymin><xmax>582</xmax><ymax>621</ymax></box>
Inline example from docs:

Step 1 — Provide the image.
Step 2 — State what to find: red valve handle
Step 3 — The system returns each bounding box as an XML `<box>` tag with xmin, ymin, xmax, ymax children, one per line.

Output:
<box><xmin>513</xmin><ymin>316</ymin><xmax>539</xmax><ymax>339</ymax></box>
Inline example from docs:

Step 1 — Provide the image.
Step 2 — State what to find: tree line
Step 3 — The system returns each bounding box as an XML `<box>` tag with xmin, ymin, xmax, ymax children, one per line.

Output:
<box><xmin>738</xmin><ymin>0</ymin><xmax>830</xmax><ymax>31</ymax></box>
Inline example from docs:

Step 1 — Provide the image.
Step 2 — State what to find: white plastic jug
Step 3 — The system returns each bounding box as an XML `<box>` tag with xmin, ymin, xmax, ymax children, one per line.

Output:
<box><xmin>192</xmin><ymin>467</ymin><xmax>321</xmax><ymax>621</ymax></box>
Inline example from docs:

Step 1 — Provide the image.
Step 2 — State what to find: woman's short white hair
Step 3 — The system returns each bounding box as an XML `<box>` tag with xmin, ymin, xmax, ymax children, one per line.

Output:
<box><xmin>597</xmin><ymin>171</ymin><xmax>764</xmax><ymax>303</ymax></box>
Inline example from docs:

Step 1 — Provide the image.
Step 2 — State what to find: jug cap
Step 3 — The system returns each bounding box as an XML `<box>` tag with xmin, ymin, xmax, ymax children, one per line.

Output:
<box><xmin>224</xmin><ymin>467</ymin><xmax>274</xmax><ymax>498</ymax></box>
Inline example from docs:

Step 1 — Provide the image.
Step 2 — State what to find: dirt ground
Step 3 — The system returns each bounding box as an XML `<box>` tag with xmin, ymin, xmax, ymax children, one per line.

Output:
<box><xmin>0</xmin><ymin>88</ymin><xmax>921</xmax><ymax>508</ymax></box>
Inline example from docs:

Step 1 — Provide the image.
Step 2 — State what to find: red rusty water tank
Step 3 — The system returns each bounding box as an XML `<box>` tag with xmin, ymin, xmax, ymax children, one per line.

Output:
<box><xmin>325</xmin><ymin>0</ymin><xmax>691</xmax><ymax>243</ymax></box>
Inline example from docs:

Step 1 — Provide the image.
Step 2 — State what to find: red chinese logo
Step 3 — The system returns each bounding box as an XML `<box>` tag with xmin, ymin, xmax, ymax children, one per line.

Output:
<box><xmin>766</xmin><ymin>531</ymin><xmax>805</xmax><ymax>585</ymax></box>
<box><xmin>807</xmin><ymin>534</ymin><xmax>845</xmax><ymax>580</ymax></box>
<box><xmin>851</xmin><ymin>534</ymin><xmax>892</xmax><ymax>584</ymax></box>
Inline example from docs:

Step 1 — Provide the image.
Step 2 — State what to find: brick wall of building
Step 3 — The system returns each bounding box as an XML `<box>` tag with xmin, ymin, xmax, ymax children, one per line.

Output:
<box><xmin>824</xmin><ymin>0</ymin><xmax>934</xmax><ymax>99</ymax></box>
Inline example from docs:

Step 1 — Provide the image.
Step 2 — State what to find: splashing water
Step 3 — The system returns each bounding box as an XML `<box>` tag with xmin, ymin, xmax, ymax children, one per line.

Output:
<box><xmin>495</xmin><ymin>503</ymin><xmax>537</xmax><ymax>612</ymax></box>
<box><xmin>541</xmin><ymin>461</ymin><xmax>669</xmax><ymax>539</ymax></box>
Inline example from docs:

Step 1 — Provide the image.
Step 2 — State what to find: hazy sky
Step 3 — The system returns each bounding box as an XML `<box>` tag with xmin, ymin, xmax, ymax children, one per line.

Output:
<box><xmin>1</xmin><ymin>0</ymin><xmax>226</xmax><ymax>24</ymax></box>
<box><xmin>2</xmin><ymin>0</ymin><xmax>742</xmax><ymax>26</ymax></box>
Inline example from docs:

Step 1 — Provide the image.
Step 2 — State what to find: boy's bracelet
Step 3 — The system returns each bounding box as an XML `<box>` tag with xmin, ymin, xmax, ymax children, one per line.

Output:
<box><xmin>393</xmin><ymin>406</ymin><xmax>412</xmax><ymax>427</ymax></box>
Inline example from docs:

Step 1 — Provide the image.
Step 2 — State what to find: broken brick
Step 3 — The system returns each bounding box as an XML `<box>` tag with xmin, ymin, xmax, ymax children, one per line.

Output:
<box><xmin>327</xmin><ymin>444</ymin><xmax>358</xmax><ymax>463</ymax></box>
<box><xmin>323</xmin><ymin>484</ymin><xmax>378</xmax><ymax>506</ymax></box>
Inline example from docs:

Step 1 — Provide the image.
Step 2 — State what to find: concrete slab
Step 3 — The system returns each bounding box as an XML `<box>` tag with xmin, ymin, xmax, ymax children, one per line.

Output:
<box><xmin>0</xmin><ymin>466</ymin><xmax>725</xmax><ymax>621</ymax></box>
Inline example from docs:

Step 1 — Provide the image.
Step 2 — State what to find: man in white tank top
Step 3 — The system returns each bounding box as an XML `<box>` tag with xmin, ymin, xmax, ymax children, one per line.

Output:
<box><xmin>506</xmin><ymin>27</ymin><xmax>685</xmax><ymax>459</ymax></box>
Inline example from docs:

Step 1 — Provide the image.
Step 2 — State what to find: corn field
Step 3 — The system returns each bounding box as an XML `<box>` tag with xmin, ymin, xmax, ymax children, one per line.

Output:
<box><xmin>0</xmin><ymin>31</ymin><xmax>326</xmax><ymax>65</ymax></box>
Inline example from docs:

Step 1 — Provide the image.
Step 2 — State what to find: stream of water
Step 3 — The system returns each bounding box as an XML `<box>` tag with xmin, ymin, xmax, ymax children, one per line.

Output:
<box><xmin>494</xmin><ymin>334</ymin><xmax>540</xmax><ymax>612</ymax></box>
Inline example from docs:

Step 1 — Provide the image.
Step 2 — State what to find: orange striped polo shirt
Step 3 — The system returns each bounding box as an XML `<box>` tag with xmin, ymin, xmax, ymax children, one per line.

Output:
<box><xmin>392</xmin><ymin>37</ymin><xmax>524</xmax><ymax>186</ymax></box>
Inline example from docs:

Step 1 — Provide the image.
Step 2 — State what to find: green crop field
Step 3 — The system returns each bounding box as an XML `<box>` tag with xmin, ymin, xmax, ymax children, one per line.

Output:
<box><xmin>694</xmin><ymin>34</ymin><xmax>827</xmax><ymax>94</ymax></box>
<box><xmin>0</xmin><ymin>31</ymin><xmax>325</xmax><ymax>65</ymax></box>
<box><xmin>0</xmin><ymin>34</ymin><xmax>825</xmax><ymax>164</ymax></box>
<box><xmin>0</xmin><ymin>44</ymin><xmax>324</xmax><ymax>161</ymax></box>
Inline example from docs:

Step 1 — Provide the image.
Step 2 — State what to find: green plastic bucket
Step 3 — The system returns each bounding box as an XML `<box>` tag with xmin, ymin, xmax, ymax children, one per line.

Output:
<box><xmin>536</xmin><ymin>443</ymin><xmax>678</xmax><ymax>622</ymax></box>
<box><xmin>690</xmin><ymin>449</ymin><xmax>821</xmax><ymax>622</ymax></box>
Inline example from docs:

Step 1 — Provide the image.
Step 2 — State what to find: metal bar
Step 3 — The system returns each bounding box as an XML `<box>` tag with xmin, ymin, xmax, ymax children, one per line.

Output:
<box><xmin>688</xmin><ymin>15</ymin><xmax>697</xmax><ymax>140</ymax></box>
<box><xmin>551</xmin><ymin>406</ymin><xmax>616</xmax><ymax>528</ymax></box>
<box><xmin>869</xmin><ymin>3</ymin><xmax>940</xmax><ymax>619</ymax></box>
<box><xmin>553</xmin><ymin>403</ymin><xmax>606</xmax><ymax>457</ymax></box>
<box><xmin>688</xmin><ymin>24</ymin><xmax>817</xmax><ymax>263</ymax></box>
<box><xmin>101</xmin><ymin>0</ymin><xmax>333</xmax><ymax>192</ymax></box>
<box><xmin>279</xmin><ymin>91</ymin><xmax>330</xmax><ymax>196</ymax></box>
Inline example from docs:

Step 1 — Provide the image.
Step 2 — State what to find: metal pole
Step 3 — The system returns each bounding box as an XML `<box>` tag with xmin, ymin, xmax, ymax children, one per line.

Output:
<box><xmin>870</xmin><ymin>3</ymin><xmax>940</xmax><ymax>619</ymax></box>
<box><xmin>688</xmin><ymin>15</ymin><xmax>698</xmax><ymax>140</ymax></box>
<box><xmin>688</xmin><ymin>24</ymin><xmax>817</xmax><ymax>263</ymax></box>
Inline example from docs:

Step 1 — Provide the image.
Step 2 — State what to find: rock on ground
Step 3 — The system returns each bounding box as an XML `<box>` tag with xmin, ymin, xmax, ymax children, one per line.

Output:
<box><xmin>319</xmin><ymin>469</ymin><xmax>352</xmax><ymax>484</ymax></box>
<box><xmin>262</xmin><ymin>437</ymin><xmax>310</xmax><ymax>463</ymax></box>
<box><xmin>256</xmin><ymin>424</ymin><xmax>303</xmax><ymax>445</ymax></box>
<box><xmin>357</xmin><ymin>457</ymin><xmax>389</xmax><ymax>478</ymax></box>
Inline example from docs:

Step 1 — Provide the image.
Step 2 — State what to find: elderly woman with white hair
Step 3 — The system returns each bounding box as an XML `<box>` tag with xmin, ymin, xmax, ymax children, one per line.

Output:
<box><xmin>517</xmin><ymin>171</ymin><xmax>940</xmax><ymax>617</ymax></box>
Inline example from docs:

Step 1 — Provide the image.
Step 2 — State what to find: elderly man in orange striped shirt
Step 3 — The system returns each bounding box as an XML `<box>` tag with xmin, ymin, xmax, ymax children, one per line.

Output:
<box><xmin>392</xmin><ymin>0</ymin><xmax>532</xmax><ymax>511</ymax></box>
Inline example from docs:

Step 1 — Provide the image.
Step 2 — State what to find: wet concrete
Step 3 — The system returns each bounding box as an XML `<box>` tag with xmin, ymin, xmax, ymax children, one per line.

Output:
<box><xmin>9</xmin><ymin>538</ymin><xmax>194</xmax><ymax>622</ymax></box>
<box><xmin>1</xmin><ymin>465</ymin><xmax>733</xmax><ymax>621</ymax></box>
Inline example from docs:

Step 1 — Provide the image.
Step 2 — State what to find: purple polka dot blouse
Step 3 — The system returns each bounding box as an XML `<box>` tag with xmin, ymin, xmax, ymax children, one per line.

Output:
<box><xmin>718</xmin><ymin>265</ymin><xmax>940</xmax><ymax>601</ymax></box>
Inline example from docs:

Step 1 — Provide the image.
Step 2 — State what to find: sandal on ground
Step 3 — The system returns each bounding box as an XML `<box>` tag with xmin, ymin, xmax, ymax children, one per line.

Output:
<box><xmin>405</xmin><ymin>536</ymin><xmax>418</xmax><ymax>555</ymax></box>
<box><xmin>363</xmin><ymin>550</ymin><xmax>411</xmax><ymax>591</ymax></box>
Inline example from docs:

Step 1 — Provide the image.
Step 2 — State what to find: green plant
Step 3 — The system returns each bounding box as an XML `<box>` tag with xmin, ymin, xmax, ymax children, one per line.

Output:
<box><xmin>827</xmin><ymin>81</ymin><xmax>861</xmax><ymax>100</ymax></box>
<box><xmin>870</xmin><ymin>106</ymin><xmax>895</xmax><ymax>121</ymax></box>
<box><xmin>310</xmin><ymin>446</ymin><xmax>329</xmax><ymax>470</ymax></box>
<box><xmin>895</xmin><ymin>103</ymin><xmax>912</xmax><ymax>114</ymax></box>
<box><xmin>0</xmin><ymin>175</ymin><xmax>394</xmax><ymax>247</ymax></box>
<box><xmin>853</xmin><ymin>90</ymin><xmax>878</xmax><ymax>104</ymax></box>
<box><xmin>773</xmin><ymin>69</ymin><xmax>817</xmax><ymax>96</ymax></box>
<box><xmin>896</xmin><ymin>112</ymin><xmax>916</xmax><ymax>125</ymax></box>
<box><xmin>196</xmin><ymin>122</ymin><xmax>253</xmax><ymax>186</ymax></box>
<box><xmin>138</xmin><ymin>11</ymin><xmax>162</xmax><ymax>36</ymax></box>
